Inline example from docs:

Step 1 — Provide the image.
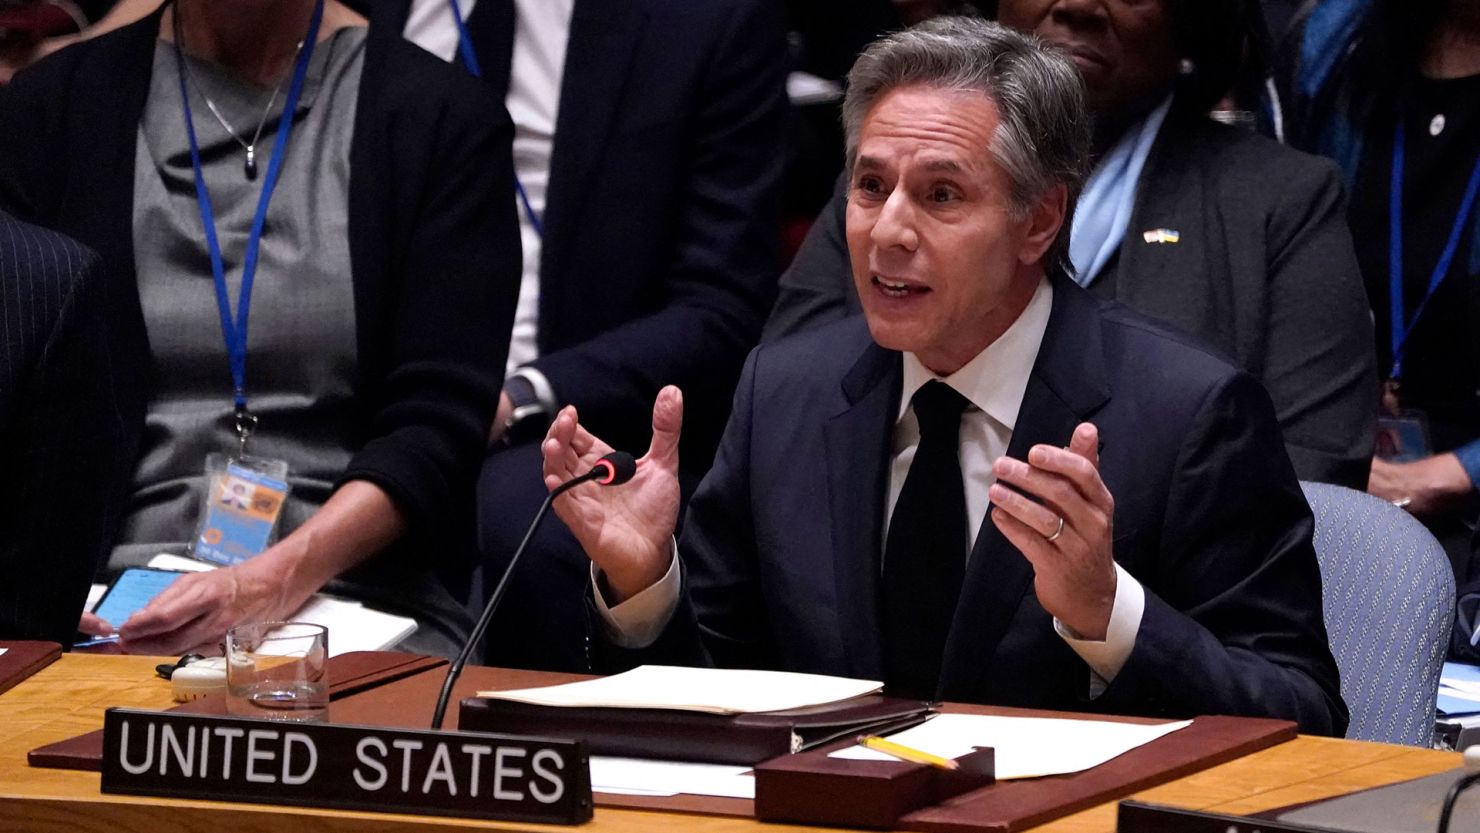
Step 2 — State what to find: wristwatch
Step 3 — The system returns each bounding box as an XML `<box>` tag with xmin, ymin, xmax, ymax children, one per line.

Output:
<box><xmin>504</xmin><ymin>375</ymin><xmax>551</xmax><ymax>445</ymax></box>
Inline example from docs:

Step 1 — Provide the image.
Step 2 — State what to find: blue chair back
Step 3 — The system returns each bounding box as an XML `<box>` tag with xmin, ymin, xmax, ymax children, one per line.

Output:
<box><xmin>1302</xmin><ymin>482</ymin><xmax>1454</xmax><ymax>746</ymax></box>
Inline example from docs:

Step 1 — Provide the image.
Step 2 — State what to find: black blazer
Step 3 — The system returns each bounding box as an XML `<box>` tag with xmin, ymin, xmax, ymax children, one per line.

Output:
<box><xmin>375</xmin><ymin>0</ymin><xmax>789</xmax><ymax>467</ymax></box>
<box><xmin>764</xmin><ymin>114</ymin><xmax>1378</xmax><ymax>490</ymax></box>
<box><xmin>0</xmin><ymin>212</ymin><xmax>122</xmax><ymax>643</ymax></box>
<box><xmin>644</xmin><ymin>271</ymin><xmax>1348</xmax><ymax>735</ymax></box>
<box><xmin>0</xmin><ymin>12</ymin><xmax>521</xmax><ymax>565</ymax></box>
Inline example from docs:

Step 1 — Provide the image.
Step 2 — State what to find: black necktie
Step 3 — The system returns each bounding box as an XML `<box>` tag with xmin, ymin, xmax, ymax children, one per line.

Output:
<box><xmin>881</xmin><ymin>380</ymin><xmax>971</xmax><ymax>699</ymax></box>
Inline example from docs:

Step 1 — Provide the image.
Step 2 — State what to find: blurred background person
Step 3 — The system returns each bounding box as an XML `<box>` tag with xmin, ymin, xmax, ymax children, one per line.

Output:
<box><xmin>0</xmin><ymin>0</ymin><xmax>519</xmax><ymax>656</ymax></box>
<box><xmin>766</xmin><ymin>0</ymin><xmax>1378</xmax><ymax>490</ymax></box>
<box><xmin>0</xmin><ymin>211</ymin><xmax>120</xmax><ymax>645</ymax></box>
<box><xmin>1282</xmin><ymin>0</ymin><xmax>1480</xmax><ymax>582</ymax></box>
<box><xmin>375</xmin><ymin>0</ymin><xmax>788</xmax><ymax>671</ymax></box>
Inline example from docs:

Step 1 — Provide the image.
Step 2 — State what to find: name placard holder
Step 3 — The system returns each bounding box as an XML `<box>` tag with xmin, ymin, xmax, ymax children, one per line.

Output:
<box><xmin>100</xmin><ymin>708</ymin><xmax>592</xmax><ymax>825</ymax></box>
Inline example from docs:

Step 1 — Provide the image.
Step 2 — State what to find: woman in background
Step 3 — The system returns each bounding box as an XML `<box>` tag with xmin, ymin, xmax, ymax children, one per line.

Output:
<box><xmin>0</xmin><ymin>0</ymin><xmax>520</xmax><ymax>655</ymax></box>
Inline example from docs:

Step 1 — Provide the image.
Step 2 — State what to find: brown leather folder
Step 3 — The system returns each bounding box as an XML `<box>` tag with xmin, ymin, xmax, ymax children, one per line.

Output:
<box><xmin>27</xmin><ymin>650</ymin><xmax>444</xmax><ymax>771</ymax></box>
<box><xmin>0</xmin><ymin>641</ymin><xmax>62</xmax><ymax>696</ymax></box>
<box><xmin>458</xmin><ymin>693</ymin><xmax>934</xmax><ymax>765</ymax></box>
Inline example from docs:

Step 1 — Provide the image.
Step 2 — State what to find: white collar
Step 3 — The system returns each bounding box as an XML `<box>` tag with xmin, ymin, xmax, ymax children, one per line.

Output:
<box><xmin>897</xmin><ymin>277</ymin><xmax>1053</xmax><ymax>432</ymax></box>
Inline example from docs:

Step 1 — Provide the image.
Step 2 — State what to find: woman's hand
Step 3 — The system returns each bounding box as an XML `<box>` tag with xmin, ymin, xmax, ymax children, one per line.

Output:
<box><xmin>117</xmin><ymin>552</ymin><xmax>308</xmax><ymax>655</ymax></box>
<box><xmin>1368</xmin><ymin>453</ymin><xmax>1474</xmax><ymax>518</ymax></box>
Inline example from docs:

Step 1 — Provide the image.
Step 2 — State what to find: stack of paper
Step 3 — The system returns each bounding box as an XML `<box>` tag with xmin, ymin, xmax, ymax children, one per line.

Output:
<box><xmin>478</xmin><ymin>665</ymin><xmax>882</xmax><ymax>714</ymax></box>
<box><xmin>588</xmin><ymin>757</ymin><xmax>755</xmax><ymax>799</ymax></box>
<box><xmin>1440</xmin><ymin>662</ymin><xmax>1480</xmax><ymax>716</ymax></box>
<box><xmin>831</xmin><ymin>713</ymin><xmax>1192</xmax><ymax>780</ymax></box>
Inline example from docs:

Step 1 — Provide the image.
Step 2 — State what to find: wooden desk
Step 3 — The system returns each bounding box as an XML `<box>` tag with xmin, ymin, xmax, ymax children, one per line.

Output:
<box><xmin>0</xmin><ymin>654</ymin><xmax>1462</xmax><ymax>833</ymax></box>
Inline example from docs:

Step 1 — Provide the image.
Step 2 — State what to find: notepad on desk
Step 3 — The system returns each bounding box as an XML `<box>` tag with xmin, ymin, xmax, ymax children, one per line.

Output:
<box><xmin>478</xmin><ymin>665</ymin><xmax>883</xmax><ymax>714</ymax></box>
<box><xmin>831</xmin><ymin>713</ymin><xmax>1192</xmax><ymax>779</ymax></box>
<box><xmin>1439</xmin><ymin>661</ymin><xmax>1480</xmax><ymax>716</ymax></box>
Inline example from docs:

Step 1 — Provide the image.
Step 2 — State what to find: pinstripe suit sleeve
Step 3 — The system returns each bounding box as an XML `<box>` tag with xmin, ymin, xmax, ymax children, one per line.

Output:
<box><xmin>0</xmin><ymin>214</ymin><xmax>124</xmax><ymax>645</ymax></box>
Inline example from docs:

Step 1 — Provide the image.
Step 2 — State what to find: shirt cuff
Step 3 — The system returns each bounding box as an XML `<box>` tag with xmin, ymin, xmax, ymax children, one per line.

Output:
<box><xmin>1452</xmin><ymin>440</ymin><xmax>1480</xmax><ymax>491</ymax></box>
<box><xmin>589</xmin><ymin>541</ymin><xmax>680</xmax><ymax>649</ymax></box>
<box><xmin>1053</xmin><ymin>563</ymin><xmax>1145</xmax><ymax>697</ymax></box>
<box><xmin>509</xmin><ymin>367</ymin><xmax>558</xmax><ymax>413</ymax></box>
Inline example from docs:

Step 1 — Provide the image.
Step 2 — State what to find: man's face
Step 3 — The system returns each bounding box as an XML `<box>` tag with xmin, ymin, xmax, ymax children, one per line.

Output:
<box><xmin>996</xmin><ymin>0</ymin><xmax>1179</xmax><ymax>121</ymax></box>
<box><xmin>846</xmin><ymin>85</ymin><xmax>1058</xmax><ymax>375</ymax></box>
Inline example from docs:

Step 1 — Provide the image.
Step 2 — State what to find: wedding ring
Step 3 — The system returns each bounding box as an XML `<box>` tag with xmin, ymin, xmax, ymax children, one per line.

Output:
<box><xmin>1392</xmin><ymin>496</ymin><xmax>1412</xmax><ymax>509</ymax></box>
<box><xmin>1045</xmin><ymin>515</ymin><xmax>1065</xmax><ymax>543</ymax></box>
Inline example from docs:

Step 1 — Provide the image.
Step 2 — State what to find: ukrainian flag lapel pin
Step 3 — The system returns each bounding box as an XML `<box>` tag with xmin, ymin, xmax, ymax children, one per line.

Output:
<box><xmin>1142</xmin><ymin>228</ymin><xmax>1181</xmax><ymax>244</ymax></box>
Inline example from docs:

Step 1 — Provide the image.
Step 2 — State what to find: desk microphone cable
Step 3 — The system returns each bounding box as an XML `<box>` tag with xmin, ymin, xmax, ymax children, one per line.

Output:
<box><xmin>1437</xmin><ymin>746</ymin><xmax>1480</xmax><ymax>833</ymax></box>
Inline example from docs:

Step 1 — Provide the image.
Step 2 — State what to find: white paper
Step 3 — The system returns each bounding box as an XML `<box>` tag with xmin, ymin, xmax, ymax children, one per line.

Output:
<box><xmin>0</xmin><ymin>648</ymin><xmax>8</xmax><ymax>658</ymax></box>
<box><xmin>147</xmin><ymin>553</ymin><xmax>214</xmax><ymax>573</ymax></box>
<box><xmin>289</xmin><ymin>596</ymin><xmax>417</xmax><ymax>656</ymax></box>
<box><xmin>478</xmin><ymin>665</ymin><xmax>881</xmax><ymax>715</ymax></box>
<box><xmin>589</xmin><ymin>756</ymin><xmax>755</xmax><ymax>799</ymax></box>
<box><xmin>1441</xmin><ymin>677</ymin><xmax>1480</xmax><ymax>697</ymax></box>
<box><xmin>831</xmin><ymin>713</ymin><xmax>1193</xmax><ymax>779</ymax></box>
<box><xmin>1440</xmin><ymin>685</ymin><xmax>1480</xmax><ymax>704</ymax></box>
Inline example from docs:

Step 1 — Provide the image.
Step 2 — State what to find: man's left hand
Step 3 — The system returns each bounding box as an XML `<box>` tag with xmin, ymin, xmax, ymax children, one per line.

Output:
<box><xmin>989</xmin><ymin>422</ymin><xmax>1116</xmax><ymax>640</ymax></box>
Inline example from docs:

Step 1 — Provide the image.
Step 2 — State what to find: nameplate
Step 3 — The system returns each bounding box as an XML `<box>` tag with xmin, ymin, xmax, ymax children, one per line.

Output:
<box><xmin>100</xmin><ymin>708</ymin><xmax>592</xmax><ymax>825</ymax></box>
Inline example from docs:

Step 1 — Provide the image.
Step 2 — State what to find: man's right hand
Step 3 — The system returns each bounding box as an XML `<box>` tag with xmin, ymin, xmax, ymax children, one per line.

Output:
<box><xmin>542</xmin><ymin>385</ymin><xmax>684</xmax><ymax>603</ymax></box>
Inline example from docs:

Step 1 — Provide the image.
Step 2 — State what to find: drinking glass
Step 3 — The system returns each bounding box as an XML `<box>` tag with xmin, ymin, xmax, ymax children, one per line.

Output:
<box><xmin>225</xmin><ymin>621</ymin><xmax>328</xmax><ymax>722</ymax></box>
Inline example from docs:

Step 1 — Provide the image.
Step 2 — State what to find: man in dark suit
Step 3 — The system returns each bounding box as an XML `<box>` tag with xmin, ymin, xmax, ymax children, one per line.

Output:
<box><xmin>0</xmin><ymin>211</ymin><xmax>122</xmax><ymax>644</ymax></box>
<box><xmin>375</xmin><ymin>0</ymin><xmax>788</xmax><ymax>671</ymax></box>
<box><xmin>540</xmin><ymin>18</ymin><xmax>1347</xmax><ymax>734</ymax></box>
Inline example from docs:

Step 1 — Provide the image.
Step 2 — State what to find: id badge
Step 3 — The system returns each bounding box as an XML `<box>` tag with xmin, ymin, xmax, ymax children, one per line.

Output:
<box><xmin>1376</xmin><ymin>411</ymin><xmax>1433</xmax><ymax>462</ymax></box>
<box><xmin>192</xmin><ymin>454</ymin><xmax>290</xmax><ymax>566</ymax></box>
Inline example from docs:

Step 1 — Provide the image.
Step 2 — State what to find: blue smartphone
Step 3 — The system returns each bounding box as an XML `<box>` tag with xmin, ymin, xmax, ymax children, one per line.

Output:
<box><xmin>86</xmin><ymin>568</ymin><xmax>183</xmax><ymax>633</ymax></box>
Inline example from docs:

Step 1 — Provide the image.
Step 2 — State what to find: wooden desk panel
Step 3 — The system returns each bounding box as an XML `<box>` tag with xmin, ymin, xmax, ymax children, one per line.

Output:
<box><xmin>0</xmin><ymin>654</ymin><xmax>1462</xmax><ymax>833</ymax></box>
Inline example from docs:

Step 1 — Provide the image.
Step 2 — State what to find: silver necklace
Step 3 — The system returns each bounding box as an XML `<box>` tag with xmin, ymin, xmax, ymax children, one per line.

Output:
<box><xmin>172</xmin><ymin>6</ymin><xmax>302</xmax><ymax>180</ymax></box>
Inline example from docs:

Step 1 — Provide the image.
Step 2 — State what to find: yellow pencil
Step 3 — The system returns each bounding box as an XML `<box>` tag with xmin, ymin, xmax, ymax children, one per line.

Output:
<box><xmin>857</xmin><ymin>734</ymin><xmax>960</xmax><ymax>770</ymax></box>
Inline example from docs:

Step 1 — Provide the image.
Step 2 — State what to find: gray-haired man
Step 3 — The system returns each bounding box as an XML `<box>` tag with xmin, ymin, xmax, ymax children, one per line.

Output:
<box><xmin>539</xmin><ymin>18</ymin><xmax>1347</xmax><ymax>734</ymax></box>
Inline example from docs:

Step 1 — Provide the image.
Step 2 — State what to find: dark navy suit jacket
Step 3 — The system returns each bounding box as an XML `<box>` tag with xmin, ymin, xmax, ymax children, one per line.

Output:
<box><xmin>375</xmin><ymin>0</ymin><xmax>789</xmax><ymax>464</ymax></box>
<box><xmin>0</xmin><ymin>212</ymin><xmax>121</xmax><ymax>643</ymax></box>
<box><xmin>644</xmin><ymin>270</ymin><xmax>1348</xmax><ymax>735</ymax></box>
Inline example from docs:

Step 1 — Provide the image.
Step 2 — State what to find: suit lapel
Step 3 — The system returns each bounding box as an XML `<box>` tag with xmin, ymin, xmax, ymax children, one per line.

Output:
<box><xmin>938</xmin><ymin>274</ymin><xmax>1111</xmax><ymax>698</ymax></box>
<box><xmin>823</xmin><ymin>341</ymin><xmax>900</xmax><ymax>679</ymax></box>
<box><xmin>1114</xmin><ymin>116</ymin><xmax>1225</xmax><ymax>343</ymax></box>
<box><xmin>540</xmin><ymin>0</ymin><xmax>646</xmax><ymax>298</ymax></box>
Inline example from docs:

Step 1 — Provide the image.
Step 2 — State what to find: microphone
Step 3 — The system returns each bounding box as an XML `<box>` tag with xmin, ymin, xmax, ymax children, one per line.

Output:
<box><xmin>431</xmin><ymin>451</ymin><xmax>637</xmax><ymax>729</ymax></box>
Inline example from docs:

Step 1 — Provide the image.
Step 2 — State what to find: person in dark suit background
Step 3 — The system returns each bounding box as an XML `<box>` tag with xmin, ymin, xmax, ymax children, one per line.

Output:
<box><xmin>765</xmin><ymin>0</ymin><xmax>1378</xmax><ymax>492</ymax></box>
<box><xmin>0</xmin><ymin>211</ymin><xmax>122</xmax><ymax>644</ymax></box>
<box><xmin>540</xmin><ymin>18</ymin><xmax>1347</xmax><ymax>734</ymax></box>
<box><xmin>374</xmin><ymin>0</ymin><xmax>788</xmax><ymax>671</ymax></box>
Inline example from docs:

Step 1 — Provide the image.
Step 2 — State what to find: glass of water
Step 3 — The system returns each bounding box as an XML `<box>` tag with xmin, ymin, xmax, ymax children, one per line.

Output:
<box><xmin>225</xmin><ymin>621</ymin><xmax>329</xmax><ymax>722</ymax></box>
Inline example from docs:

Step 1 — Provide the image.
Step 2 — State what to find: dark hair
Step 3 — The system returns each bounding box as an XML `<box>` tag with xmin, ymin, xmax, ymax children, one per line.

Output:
<box><xmin>965</xmin><ymin>0</ymin><xmax>1272</xmax><ymax>116</ymax></box>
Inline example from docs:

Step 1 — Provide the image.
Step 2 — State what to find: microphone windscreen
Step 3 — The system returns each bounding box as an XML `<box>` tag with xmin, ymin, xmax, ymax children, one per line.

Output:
<box><xmin>596</xmin><ymin>451</ymin><xmax>637</xmax><ymax>485</ymax></box>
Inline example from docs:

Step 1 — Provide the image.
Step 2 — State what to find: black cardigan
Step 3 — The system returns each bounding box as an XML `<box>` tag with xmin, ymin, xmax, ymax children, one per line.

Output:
<box><xmin>0</xmin><ymin>11</ymin><xmax>521</xmax><ymax>561</ymax></box>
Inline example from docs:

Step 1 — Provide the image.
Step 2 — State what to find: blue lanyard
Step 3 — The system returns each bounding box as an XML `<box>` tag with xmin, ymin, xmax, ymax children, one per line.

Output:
<box><xmin>445</xmin><ymin>0</ymin><xmax>543</xmax><ymax>238</ymax></box>
<box><xmin>1388</xmin><ymin>115</ymin><xmax>1480</xmax><ymax>381</ymax></box>
<box><xmin>173</xmin><ymin>0</ymin><xmax>324</xmax><ymax>439</ymax></box>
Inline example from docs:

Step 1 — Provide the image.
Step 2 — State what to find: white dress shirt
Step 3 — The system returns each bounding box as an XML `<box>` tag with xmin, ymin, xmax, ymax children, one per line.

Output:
<box><xmin>593</xmin><ymin>278</ymin><xmax>1144</xmax><ymax>693</ymax></box>
<box><xmin>405</xmin><ymin>0</ymin><xmax>573</xmax><ymax>378</ymax></box>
